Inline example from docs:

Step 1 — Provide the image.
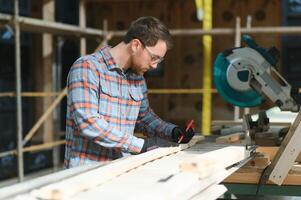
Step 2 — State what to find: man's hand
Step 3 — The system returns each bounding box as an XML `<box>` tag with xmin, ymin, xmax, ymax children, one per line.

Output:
<box><xmin>140</xmin><ymin>139</ymin><xmax>159</xmax><ymax>153</ymax></box>
<box><xmin>172</xmin><ymin>126</ymin><xmax>195</xmax><ymax>144</ymax></box>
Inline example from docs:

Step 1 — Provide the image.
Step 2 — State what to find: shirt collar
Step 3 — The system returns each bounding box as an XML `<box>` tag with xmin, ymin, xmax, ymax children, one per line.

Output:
<box><xmin>98</xmin><ymin>46</ymin><xmax>142</xmax><ymax>79</ymax></box>
<box><xmin>99</xmin><ymin>45</ymin><xmax>121</xmax><ymax>71</ymax></box>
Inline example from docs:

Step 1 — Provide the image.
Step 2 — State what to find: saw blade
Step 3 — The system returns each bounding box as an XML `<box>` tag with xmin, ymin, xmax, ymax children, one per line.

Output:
<box><xmin>213</xmin><ymin>52</ymin><xmax>263</xmax><ymax>107</ymax></box>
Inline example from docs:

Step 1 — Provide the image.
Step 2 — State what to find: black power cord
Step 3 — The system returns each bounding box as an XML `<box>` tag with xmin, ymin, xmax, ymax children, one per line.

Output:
<box><xmin>256</xmin><ymin>165</ymin><xmax>270</xmax><ymax>195</ymax></box>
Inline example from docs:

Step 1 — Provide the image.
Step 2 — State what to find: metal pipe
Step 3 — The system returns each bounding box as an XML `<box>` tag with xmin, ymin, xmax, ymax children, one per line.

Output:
<box><xmin>234</xmin><ymin>17</ymin><xmax>241</xmax><ymax>121</ymax></box>
<box><xmin>244</xmin><ymin>16</ymin><xmax>252</xmax><ymax>115</ymax></box>
<box><xmin>14</xmin><ymin>0</ymin><xmax>24</xmax><ymax>182</ymax></box>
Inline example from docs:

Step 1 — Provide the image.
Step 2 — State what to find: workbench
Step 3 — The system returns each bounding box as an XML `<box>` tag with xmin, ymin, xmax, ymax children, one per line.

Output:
<box><xmin>223</xmin><ymin>146</ymin><xmax>301</xmax><ymax>196</ymax></box>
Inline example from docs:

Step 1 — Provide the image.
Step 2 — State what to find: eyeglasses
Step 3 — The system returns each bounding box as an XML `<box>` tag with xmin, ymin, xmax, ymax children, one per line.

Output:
<box><xmin>137</xmin><ymin>39</ymin><xmax>164</xmax><ymax>64</ymax></box>
<box><xmin>144</xmin><ymin>46</ymin><xmax>164</xmax><ymax>64</ymax></box>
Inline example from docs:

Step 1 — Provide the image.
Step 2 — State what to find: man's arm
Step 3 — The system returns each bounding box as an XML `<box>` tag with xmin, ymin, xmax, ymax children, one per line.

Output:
<box><xmin>134</xmin><ymin>79</ymin><xmax>176</xmax><ymax>140</ymax></box>
<box><xmin>68</xmin><ymin>58</ymin><xmax>144</xmax><ymax>153</ymax></box>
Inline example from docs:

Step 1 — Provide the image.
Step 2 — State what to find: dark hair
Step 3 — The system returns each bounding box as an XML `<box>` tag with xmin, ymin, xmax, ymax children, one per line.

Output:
<box><xmin>123</xmin><ymin>16</ymin><xmax>173</xmax><ymax>49</ymax></box>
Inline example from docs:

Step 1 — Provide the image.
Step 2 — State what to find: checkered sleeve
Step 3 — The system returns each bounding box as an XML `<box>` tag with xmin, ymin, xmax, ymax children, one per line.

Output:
<box><xmin>67</xmin><ymin>58</ymin><xmax>144</xmax><ymax>154</ymax></box>
<box><xmin>135</xmin><ymin>79</ymin><xmax>177</xmax><ymax>140</ymax></box>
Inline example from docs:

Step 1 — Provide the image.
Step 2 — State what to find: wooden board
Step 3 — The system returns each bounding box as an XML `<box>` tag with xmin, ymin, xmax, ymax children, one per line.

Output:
<box><xmin>216</xmin><ymin>132</ymin><xmax>244</xmax><ymax>144</ymax></box>
<box><xmin>70</xmin><ymin>144</ymin><xmax>246</xmax><ymax>200</ymax></box>
<box><xmin>190</xmin><ymin>184</ymin><xmax>227</xmax><ymax>200</ymax></box>
<box><xmin>263</xmin><ymin>110</ymin><xmax>301</xmax><ymax>185</ymax></box>
<box><xmin>224</xmin><ymin>146</ymin><xmax>301</xmax><ymax>185</ymax></box>
<box><xmin>224</xmin><ymin>166</ymin><xmax>301</xmax><ymax>185</ymax></box>
<box><xmin>256</xmin><ymin>146</ymin><xmax>301</xmax><ymax>162</ymax></box>
<box><xmin>27</xmin><ymin>136</ymin><xmax>204</xmax><ymax>199</ymax></box>
<box><xmin>9</xmin><ymin>140</ymin><xmax>249</xmax><ymax>200</ymax></box>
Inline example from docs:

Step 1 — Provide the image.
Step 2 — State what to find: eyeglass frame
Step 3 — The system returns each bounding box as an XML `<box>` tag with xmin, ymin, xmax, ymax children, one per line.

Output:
<box><xmin>136</xmin><ymin>39</ymin><xmax>165</xmax><ymax>64</ymax></box>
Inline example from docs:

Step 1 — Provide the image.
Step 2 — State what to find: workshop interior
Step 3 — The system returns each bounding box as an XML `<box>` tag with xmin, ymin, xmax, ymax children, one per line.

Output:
<box><xmin>1</xmin><ymin>0</ymin><xmax>301</xmax><ymax>199</ymax></box>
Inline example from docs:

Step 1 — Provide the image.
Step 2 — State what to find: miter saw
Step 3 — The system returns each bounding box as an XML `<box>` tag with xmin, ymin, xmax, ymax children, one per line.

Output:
<box><xmin>214</xmin><ymin>35</ymin><xmax>300</xmax><ymax>112</ymax></box>
<box><xmin>213</xmin><ymin>34</ymin><xmax>301</xmax><ymax>146</ymax></box>
<box><xmin>213</xmin><ymin>35</ymin><xmax>301</xmax><ymax>185</ymax></box>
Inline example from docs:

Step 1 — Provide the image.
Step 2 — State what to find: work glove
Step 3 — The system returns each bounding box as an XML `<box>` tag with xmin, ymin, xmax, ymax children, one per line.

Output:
<box><xmin>140</xmin><ymin>138</ymin><xmax>159</xmax><ymax>153</ymax></box>
<box><xmin>171</xmin><ymin>126</ymin><xmax>195</xmax><ymax>144</ymax></box>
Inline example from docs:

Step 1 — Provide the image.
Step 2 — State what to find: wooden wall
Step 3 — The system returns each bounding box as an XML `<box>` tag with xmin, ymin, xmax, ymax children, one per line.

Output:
<box><xmin>85</xmin><ymin>0</ymin><xmax>282</xmax><ymax>130</ymax></box>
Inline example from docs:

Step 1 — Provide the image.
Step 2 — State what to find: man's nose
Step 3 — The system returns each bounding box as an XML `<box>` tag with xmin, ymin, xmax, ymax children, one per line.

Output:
<box><xmin>150</xmin><ymin>63</ymin><xmax>158</xmax><ymax>69</ymax></box>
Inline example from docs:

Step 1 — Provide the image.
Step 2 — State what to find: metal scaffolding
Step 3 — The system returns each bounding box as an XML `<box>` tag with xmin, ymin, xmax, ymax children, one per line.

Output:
<box><xmin>2</xmin><ymin>0</ymin><xmax>301</xmax><ymax>182</ymax></box>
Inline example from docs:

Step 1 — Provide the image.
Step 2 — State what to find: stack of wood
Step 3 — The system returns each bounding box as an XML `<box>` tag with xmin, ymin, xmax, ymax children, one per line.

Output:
<box><xmin>3</xmin><ymin>136</ymin><xmax>249</xmax><ymax>200</ymax></box>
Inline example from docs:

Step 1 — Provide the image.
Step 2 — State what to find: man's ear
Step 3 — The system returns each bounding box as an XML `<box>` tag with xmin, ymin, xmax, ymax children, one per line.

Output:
<box><xmin>130</xmin><ymin>39</ymin><xmax>141</xmax><ymax>54</ymax></box>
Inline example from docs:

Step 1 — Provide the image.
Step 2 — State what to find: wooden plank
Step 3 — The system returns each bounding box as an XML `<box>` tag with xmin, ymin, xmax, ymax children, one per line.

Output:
<box><xmin>190</xmin><ymin>184</ymin><xmax>227</xmax><ymax>200</ymax></box>
<box><xmin>0</xmin><ymin>163</ymin><xmax>101</xmax><ymax>199</ymax></box>
<box><xmin>71</xmin><ymin>159</ymin><xmax>231</xmax><ymax>200</ymax></box>
<box><xmin>264</xmin><ymin>111</ymin><xmax>301</xmax><ymax>184</ymax></box>
<box><xmin>0</xmin><ymin>13</ymin><xmax>104</xmax><ymax>38</ymax></box>
<box><xmin>212</xmin><ymin>120</ymin><xmax>291</xmax><ymax>126</ymax></box>
<box><xmin>150</xmin><ymin>169</ymin><xmax>229</xmax><ymax>200</ymax></box>
<box><xmin>42</xmin><ymin>0</ymin><xmax>54</xmax><ymax>144</ymax></box>
<box><xmin>30</xmin><ymin>136</ymin><xmax>204</xmax><ymax>199</ymax></box>
<box><xmin>256</xmin><ymin>146</ymin><xmax>301</xmax><ymax>162</ymax></box>
<box><xmin>224</xmin><ymin>147</ymin><xmax>301</xmax><ymax>185</ymax></box>
<box><xmin>216</xmin><ymin>132</ymin><xmax>244</xmax><ymax>144</ymax></box>
<box><xmin>244</xmin><ymin>152</ymin><xmax>271</xmax><ymax>169</ymax></box>
<box><xmin>290</xmin><ymin>165</ymin><xmax>301</xmax><ymax>174</ymax></box>
<box><xmin>12</xmin><ymin>139</ymin><xmax>250</xmax><ymax>200</ymax></box>
<box><xmin>79</xmin><ymin>0</ymin><xmax>86</xmax><ymax>56</ymax></box>
<box><xmin>22</xmin><ymin>88</ymin><xmax>67</xmax><ymax>146</ymax></box>
<box><xmin>224</xmin><ymin>167</ymin><xmax>301</xmax><ymax>185</ymax></box>
<box><xmin>70</xmin><ymin>168</ymin><xmax>230</xmax><ymax>200</ymax></box>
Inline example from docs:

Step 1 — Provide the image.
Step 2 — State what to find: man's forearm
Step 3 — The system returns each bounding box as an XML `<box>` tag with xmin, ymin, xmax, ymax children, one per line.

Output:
<box><xmin>72</xmin><ymin>107</ymin><xmax>144</xmax><ymax>154</ymax></box>
<box><xmin>135</xmin><ymin>107</ymin><xmax>176</xmax><ymax>140</ymax></box>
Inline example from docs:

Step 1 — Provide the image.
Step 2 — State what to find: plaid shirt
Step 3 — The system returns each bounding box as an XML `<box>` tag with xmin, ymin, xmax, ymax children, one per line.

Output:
<box><xmin>64</xmin><ymin>46</ymin><xmax>176</xmax><ymax>168</ymax></box>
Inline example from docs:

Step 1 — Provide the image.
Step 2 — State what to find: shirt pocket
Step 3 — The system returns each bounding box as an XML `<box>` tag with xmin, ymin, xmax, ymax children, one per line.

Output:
<box><xmin>98</xmin><ymin>78</ymin><xmax>120</xmax><ymax>119</ymax></box>
<box><xmin>129</xmin><ymin>85</ymin><xmax>143</xmax><ymax>102</ymax></box>
<box><xmin>126</xmin><ymin>85</ymin><xmax>143</xmax><ymax>121</ymax></box>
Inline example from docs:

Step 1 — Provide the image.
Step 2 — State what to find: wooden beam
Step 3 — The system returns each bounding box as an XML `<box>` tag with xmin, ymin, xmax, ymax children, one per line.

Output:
<box><xmin>216</xmin><ymin>132</ymin><xmax>244</xmax><ymax>144</ymax></box>
<box><xmin>0</xmin><ymin>92</ymin><xmax>62</xmax><ymax>97</ymax></box>
<box><xmin>0</xmin><ymin>13</ymin><xmax>103</xmax><ymax>38</ymax></box>
<box><xmin>30</xmin><ymin>136</ymin><xmax>204</xmax><ymax>199</ymax></box>
<box><xmin>212</xmin><ymin>120</ymin><xmax>291</xmax><ymax>126</ymax></box>
<box><xmin>190</xmin><ymin>184</ymin><xmax>227</xmax><ymax>200</ymax></box>
<box><xmin>245</xmin><ymin>152</ymin><xmax>271</xmax><ymax>169</ymax></box>
<box><xmin>4</xmin><ymin>140</ymin><xmax>251</xmax><ymax>199</ymax></box>
<box><xmin>23</xmin><ymin>87</ymin><xmax>67</xmax><ymax>146</ymax></box>
<box><xmin>224</xmin><ymin>166</ymin><xmax>301</xmax><ymax>185</ymax></box>
<box><xmin>256</xmin><ymin>146</ymin><xmax>301</xmax><ymax>163</ymax></box>
<box><xmin>0</xmin><ymin>140</ymin><xmax>65</xmax><ymax>158</ymax></box>
<box><xmin>261</xmin><ymin>110</ymin><xmax>301</xmax><ymax>185</ymax></box>
<box><xmin>41</xmin><ymin>0</ymin><xmax>55</xmax><ymax>144</ymax></box>
<box><xmin>0</xmin><ymin>160</ymin><xmax>100</xmax><ymax>200</ymax></box>
<box><xmin>79</xmin><ymin>0</ymin><xmax>86</xmax><ymax>56</ymax></box>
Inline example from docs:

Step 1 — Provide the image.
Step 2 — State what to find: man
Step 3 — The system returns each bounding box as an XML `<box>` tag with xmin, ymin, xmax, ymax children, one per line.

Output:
<box><xmin>64</xmin><ymin>16</ymin><xmax>194</xmax><ymax>168</ymax></box>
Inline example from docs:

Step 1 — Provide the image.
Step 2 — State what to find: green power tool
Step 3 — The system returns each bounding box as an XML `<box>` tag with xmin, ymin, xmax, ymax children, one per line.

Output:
<box><xmin>213</xmin><ymin>35</ymin><xmax>300</xmax><ymax>112</ymax></box>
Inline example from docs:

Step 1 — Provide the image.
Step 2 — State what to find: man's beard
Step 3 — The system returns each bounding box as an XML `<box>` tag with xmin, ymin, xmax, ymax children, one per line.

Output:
<box><xmin>132</xmin><ymin>66</ymin><xmax>146</xmax><ymax>76</ymax></box>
